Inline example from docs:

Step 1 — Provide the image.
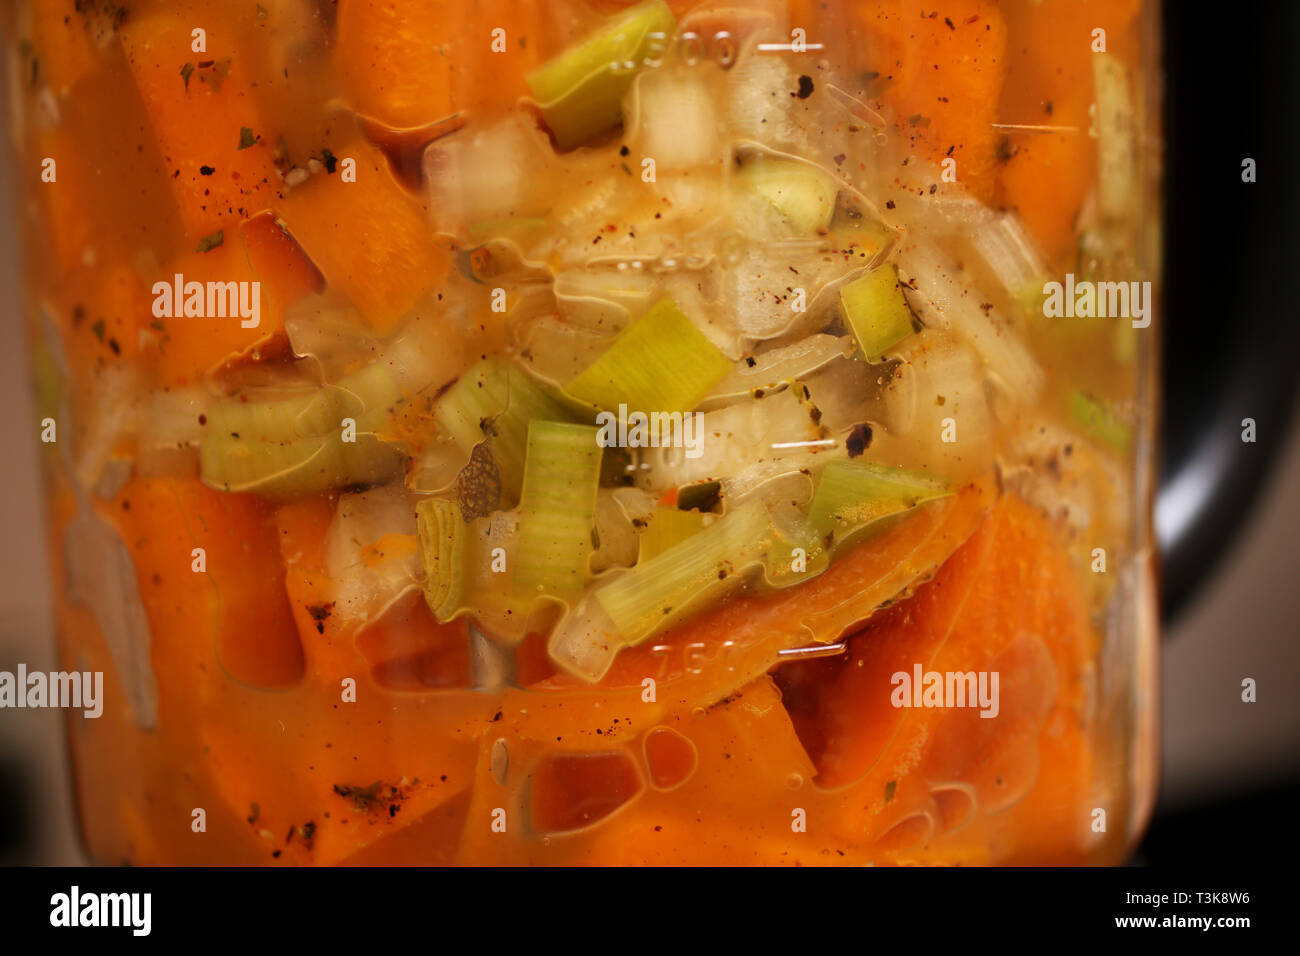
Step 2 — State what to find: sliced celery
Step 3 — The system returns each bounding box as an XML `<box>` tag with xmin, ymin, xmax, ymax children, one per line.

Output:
<box><xmin>200</xmin><ymin>432</ymin><xmax>403</xmax><ymax>499</ymax></box>
<box><xmin>808</xmin><ymin>459</ymin><xmax>951</xmax><ymax>547</ymax></box>
<box><xmin>433</xmin><ymin>356</ymin><xmax>587</xmax><ymax>499</ymax></box>
<box><xmin>1070</xmin><ymin>390</ymin><xmax>1131</xmax><ymax>451</ymax></box>
<box><xmin>526</xmin><ymin>0</ymin><xmax>676</xmax><ymax>150</ymax></box>
<box><xmin>514</xmin><ymin>421</ymin><xmax>604</xmax><ymax>601</ymax></box>
<box><xmin>735</xmin><ymin>155</ymin><xmax>838</xmax><ymax>234</ymax></box>
<box><xmin>636</xmin><ymin>506</ymin><xmax>708</xmax><ymax>563</ymax></box>
<box><xmin>839</xmin><ymin>263</ymin><xmax>916</xmax><ymax>362</ymax></box>
<box><xmin>565</xmin><ymin>298</ymin><xmax>731</xmax><ymax>413</ymax></box>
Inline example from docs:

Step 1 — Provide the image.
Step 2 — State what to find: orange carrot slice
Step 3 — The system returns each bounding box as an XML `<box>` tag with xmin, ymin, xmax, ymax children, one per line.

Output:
<box><xmin>275</xmin><ymin>135</ymin><xmax>449</xmax><ymax>333</ymax></box>
<box><xmin>238</xmin><ymin>211</ymin><xmax>325</xmax><ymax>326</ymax></box>
<box><xmin>851</xmin><ymin>0</ymin><xmax>1008</xmax><ymax>204</ymax></box>
<box><xmin>782</xmin><ymin>492</ymin><xmax>1096</xmax><ymax>860</ymax></box>
<box><xmin>335</xmin><ymin>0</ymin><xmax>457</xmax><ymax>129</ymax></box>
<box><xmin>119</xmin><ymin>8</ymin><xmax>279</xmax><ymax>239</ymax></box>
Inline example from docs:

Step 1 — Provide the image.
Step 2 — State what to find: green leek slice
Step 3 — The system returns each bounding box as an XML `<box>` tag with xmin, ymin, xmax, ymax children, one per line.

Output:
<box><xmin>565</xmin><ymin>298</ymin><xmax>731</xmax><ymax>413</ymax></box>
<box><xmin>636</xmin><ymin>506</ymin><xmax>708</xmax><ymax>563</ymax></box>
<box><xmin>807</xmin><ymin>459</ymin><xmax>951</xmax><ymax>547</ymax></box>
<box><xmin>200</xmin><ymin>432</ymin><xmax>403</xmax><ymax>499</ymax></box>
<box><xmin>416</xmin><ymin>497</ymin><xmax>472</xmax><ymax>619</ymax></box>
<box><xmin>526</xmin><ymin>0</ymin><xmax>676</xmax><ymax>150</ymax></box>
<box><xmin>735</xmin><ymin>155</ymin><xmax>838</xmax><ymax>234</ymax></box>
<box><xmin>433</xmin><ymin>356</ymin><xmax>588</xmax><ymax>499</ymax></box>
<box><xmin>1070</xmin><ymin>390</ymin><xmax>1131</xmax><ymax>451</ymax></box>
<box><xmin>839</xmin><ymin>263</ymin><xmax>916</xmax><ymax>362</ymax></box>
<box><xmin>514</xmin><ymin>421</ymin><xmax>604</xmax><ymax>601</ymax></box>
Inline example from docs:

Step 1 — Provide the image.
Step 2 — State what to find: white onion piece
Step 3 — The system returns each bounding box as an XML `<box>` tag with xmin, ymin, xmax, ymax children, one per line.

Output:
<box><xmin>423</xmin><ymin>116</ymin><xmax>556</xmax><ymax>238</ymax></box>
<box><xmin>700</xmin><ymin>334</ymin><xmax>854</xmax><ymax>410</ymax></box>
<box><xmin>882</xmin><ymin>330</ymin><xmax>994</xmax><ymax>481</ymax></box>
<box><xmin>635</xmin><ymin>386</ymin><xmax>824</xmax><ymax>491</ymax></box>
<box><xmin>968</xmin><ymin>211</ymin><xmax>1049</xmax><ymax>302</ymax></box>
<box><xmin>326</xmin><ymin>483</ymin><xmax>422</xmax><ymax>625</ymax></box>
<box><xmin>897</xmin><ymin>239</ymin><xmax>1044</xmax><ymax>401</ymax></box>
<box><xmin>624</xmin><ymin>66</ymin><xmax>724</xmax><ymax>171</ymax></box>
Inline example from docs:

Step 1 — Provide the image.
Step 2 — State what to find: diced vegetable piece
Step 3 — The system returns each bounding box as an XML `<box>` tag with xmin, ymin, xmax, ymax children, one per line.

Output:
<box><xmin>626</xmin><ymin>66</ymin><xmax>722</xmax><ymax>169</ymax></box>
<box><xmin>526</xmin><ymin>0</ymin><xmax>676</xmax><ymax>150</ymax></box>
<box><xmin>514</xmin><ymin>422</ymin><xmax>603</xmax><ymax>601</ymax></box>
<box><xmin>1093</xmin><ymin>55</ymin><xmax>1137</xmax><ymax>224</ymax></box>
<box><xmin>839</xmin><ymin>263</ymin><xmax>916</xmax><ymax>362</ymax></box>
<box><xmin>416</xmin><ymin>497</ymin><xmax>472</xmax><ymax>620</ymax></box>
<box><xmin>550</xmin><ymin>499</ymin><xmax>773</xmax><ymax>680</ymax></box>
<box><xmin>239</xmin><ymin>213</ymin><xmax>324</xmax><ymax>328</ymax></box>
<box><xmin>808</xmin><ymin>459</ymin><xmax>952</xmax><ymax>546</ymax></box>
<box><xmin>276</xmin><ymin>137</ymin><xmax>449</xmax><ymax>333</ymax></box>
<box><xmin>200</xmin><ymin>432</ymin><xmax>403</xmax><ymax>499</ymax></box>
<box><xmin>734</xmin><ymin>155</ymin><xmax>838</xmax><ymax>235</ymax></box>
<box><xmin>565</xmin><ymin>298</ymin><xmax>731</xmax><ymax>414</ymax></box>
<box><xmin>1069</xmin><ymin>390</ymin><xmax>1131</xmax><ymax>451</ymax></box>
<box><xmin>335</xmin><ymin>0</ymin><xmax>455</xmax><ymax>128</ymax></box>
<box><xmin>206</xmin><ymin>387</ymin><xmax>341</xmax><ymax>444</ymax></box>
<box><xmin>637</xmin><ymin>506</ymin><xmax>708</xmax><ymax>563</ymax></box>
<box><xmin>119</xmin><ymin>10</ymin><xmax>279</xmax><ymax>238</ymax></box>
<box><xmin>433</xmin><ymin>357</ymin><xmax>587</xmax><ymax>499</ymax></box>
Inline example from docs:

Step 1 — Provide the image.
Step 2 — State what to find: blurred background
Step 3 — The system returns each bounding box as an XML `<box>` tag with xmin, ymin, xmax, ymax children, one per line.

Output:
<box><xmin>0</xmin><ymin>3</ymin><xmax>1297</xmax><ymax>865</ymax></box>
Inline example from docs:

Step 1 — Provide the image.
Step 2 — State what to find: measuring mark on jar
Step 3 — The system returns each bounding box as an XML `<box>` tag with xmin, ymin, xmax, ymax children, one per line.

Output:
<box><xmin>777</xmin><ymin>641</ymin><xmax>848</xmax><ymax>661</ymax></box>
<box><xmin>990</xmin><ymin>123</ymin><xmax>1081</xmax><ymax>134</ymax></box>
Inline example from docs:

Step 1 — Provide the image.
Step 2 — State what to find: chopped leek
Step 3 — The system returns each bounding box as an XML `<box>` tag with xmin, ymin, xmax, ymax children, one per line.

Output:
<box><xmin>433</xmin><ymin>357</ymin><xmax>588</xmax><ymax>499</ymax></box>
<box><xmin>808</xmin><ymin>459</ymin><xmax>951</xmax><ymax>546</ymax></box>
<box><xmin>514</xmin><ymin>421</ymin><xmax>603</xmax><ymax>601</ymax></box>
<box><xmin>200</xmin><ymin>432</ymin><xmax>403</xmax><ymax>499</ymax></box>
<box><xmin>636</xmin><ymin>506</ymin><xmax>708</xmax><ymax>563</ymax></box>
<box><xmin>1070</xmin><ymin>390</ymin><xmax>1131</xmax><ymax>451</ymax></box>
<box><xmin>550</xmin><ymin>499</ymin><xmax>773</xmax><ymax>679</ymax></box>
<box><xmin>735</xmin><ymin>155</ymin><xmax>838</xmax><ymax>235</ymax></box>
<box><xmin>839</xmin><ymin>263</ymin><xmax>915</xmax><ymax>362</ymax></box>
<box><xmin>416</xmin><ymin>497</ymin><xmax>472</xmax><ymax>620</ymax></box>
<box><xmin>565</xmin><ymin>298</ymin><xmax>732</xmax><ymax>413</ymax></box>
<box><xmin>526</xmin><ymin>0</ymin><xmax>676</xmax><ymax>150</ymax></box>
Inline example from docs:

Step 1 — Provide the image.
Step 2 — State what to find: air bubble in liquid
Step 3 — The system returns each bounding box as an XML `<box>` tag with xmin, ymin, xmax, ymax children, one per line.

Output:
<box><xmin>786</xmin><ymin>772</ymin><xmax>805</xmax><ymax>791</ymax></box>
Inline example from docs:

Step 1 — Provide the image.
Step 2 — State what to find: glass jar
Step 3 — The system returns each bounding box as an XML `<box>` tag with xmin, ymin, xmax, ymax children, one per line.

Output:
<box><xmin>5</xmin><ymin>0</ymin><xmax>1159</xmax><ymax>865</ymax></box>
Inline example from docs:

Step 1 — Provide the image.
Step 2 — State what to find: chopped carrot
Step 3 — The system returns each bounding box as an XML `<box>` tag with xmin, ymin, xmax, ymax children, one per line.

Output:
<box><xmin>148</xmin><ymin>237</ymin><xmax>281</xmax><ymax>387</ymax></box>
<box><xmin>30</xmin><ymin>1</ymin><xmax>99</xmax><ymax>94</ymax></box>
<box><xmin>779</xmin><ymin>492</ymin><xmax>1096</xmax><ymax>860</ymax></box>
<box><xmin>119</xmin><ymin>8</ymin><xmax>279</xmax><ymax>239</ymax></box>
<box><xmin>275</xmin><ymin>135</ymin><xmax>449</xmax><ymax>333</ymax></box>
<box><xmin>995</xmin><ymin>0</ymin><xmax>1142</xmax><ymax>264</ymax></box>
<box><xmin>111</xmin><ymin>476</ymin><xmax>306</xmax><ymax>690</ymax></box>
<box><xmin>238</xmin><ymin>211</ymin><xmax>325</xmax><ymax>326</ymax></box>
<box><xmin>851</xmin><ymin>0</ymin><xmax>1008</xmax><ymax>204</ymax></box>
<box><xmin>335</xmin><ymin>0</ymin><xmax>457</xmax><ymax>129</ymax></box>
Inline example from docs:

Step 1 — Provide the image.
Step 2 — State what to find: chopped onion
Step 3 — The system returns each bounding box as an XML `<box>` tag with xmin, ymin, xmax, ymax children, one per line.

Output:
<box><xmin>896</xmin><ymin>239</ymin><xmax>1044</xmax><ymax>401</ymax></box>
<box><xmin>635</xmin><ymin>386</ymin><xmax>825</xmax><ymax>490</ymax></box>
<box><xmin>326</xmin><ymin>483</ymin><xmax>422</xmax><ymax>626</ymax></box>
<box><xmin>423</xmin><ymin>116</ymin><xmax>557</xmax><ymax>239</ymax></box>
<box><xmin>624</xmin><ymin>66</ymin><xmax>724</xmax><ymax>171</ymax></box>
<box><xmin>967</xmin><ymin>212</ymin><xmax>1049</xmax><ymax>306</ymax></box>
<box><xmin>882</xmin><ymin>331</ymin><xmax>994</xmax><ymax>481</ymax></box>
<box><xmin>700</xmin><ymin>333</ymin><xmax>854</xmax><ymax>410</ymax></box>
